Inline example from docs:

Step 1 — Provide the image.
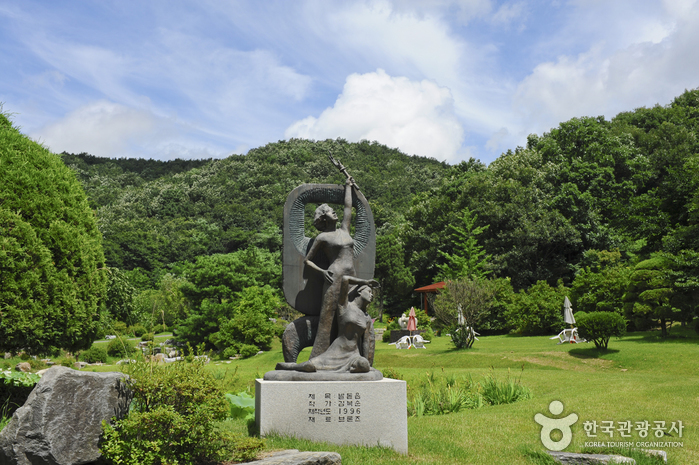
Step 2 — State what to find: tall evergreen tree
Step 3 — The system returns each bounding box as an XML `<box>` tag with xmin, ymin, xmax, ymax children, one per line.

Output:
<box><xmin>0</xmin><ymin>112</ymin><xmax>107</xmax><ymax>354</ymax></box>
<box><xmin>374</xmin><ymin>233</ymin><xmax>415</xmax><ymax>321</ymax></box>
<box><xmin>436</xmin><ymin>208</ymin><xmax>491</xmax><ymax>280</ymax></box>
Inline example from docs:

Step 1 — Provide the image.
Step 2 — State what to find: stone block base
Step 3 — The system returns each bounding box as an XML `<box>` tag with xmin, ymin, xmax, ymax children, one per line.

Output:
<box><xmin>255</xmin><ymin>378</ymin><xmax>407</xmax><ymax>454</ymax></box>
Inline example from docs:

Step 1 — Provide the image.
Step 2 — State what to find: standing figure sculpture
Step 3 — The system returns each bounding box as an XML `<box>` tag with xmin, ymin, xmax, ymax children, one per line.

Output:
<box><xmin>305</xmin><ymin>176</ymin><xmax>357</xmax><ymax>359</ymax></box>
<box><xmin>267</xmin><ymin>153</ymin><xmax>380</xmax><ymax>380</ymax></box>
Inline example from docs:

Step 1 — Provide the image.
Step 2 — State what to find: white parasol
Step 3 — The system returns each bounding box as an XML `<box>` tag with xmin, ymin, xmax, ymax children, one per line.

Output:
<box><xmin>563</xmin><ymin>296</ymin><xmax>575</xmax><ymax>326</ymax></box>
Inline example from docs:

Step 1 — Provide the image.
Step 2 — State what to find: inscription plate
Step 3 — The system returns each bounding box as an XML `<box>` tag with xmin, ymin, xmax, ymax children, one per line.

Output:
<box><xmin>256</xmin><ymin>378</ymin><xmax>407</xmax><ymax>454</ymax></box>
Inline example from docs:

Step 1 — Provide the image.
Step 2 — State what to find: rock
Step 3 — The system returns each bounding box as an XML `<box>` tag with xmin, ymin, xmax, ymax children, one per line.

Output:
<box><xmin>168</xmin><ymin>350</ymin><xmax>178</xmax><ymax>358</ymax></box>
<box><xmin>154</xmin><ymin>353</ymin><xmax>165</xmax><ymax>362</ymax></box>
<box><xmin>547</xmin><ymin>451</ymin><xmax>635</xmax><ymax>464</ymax></box>
<box><xmin>0</xmin><ymin>365</ymin><xmax>131</xmax><ymax>465</ymax></box>
<box><xmin>15</xmin><ymin>362</ymin><xmax>31</xmax><ymax>373</ymax></box>
<box><xmin>247</xmin><ymin>449</ymin><xmax>342</xmax><ymax>464</ymax></box>
<box><xmin>73</xmin><ymin>362</ymin><xmax>87</xmax><ymax>369</ymax></box>
<box><xmin>3</xmin><ymin>353</ymin><xmax>11</xmax><ymax>359</ymax></box>
<box><xmin>641</xmin><ymin>449</ymin><xmax>666</xmax><ymax>463</ymax></box>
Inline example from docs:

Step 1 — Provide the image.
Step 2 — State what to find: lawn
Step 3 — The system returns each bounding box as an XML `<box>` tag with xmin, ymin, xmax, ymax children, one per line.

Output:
<box><xmin>215</xmin><ymin>328</ymin><xmax>697</xmax><ymax>464</ymax></box>
<box><xmin>22</xmin><ymin>328</ymin><xmax>697</xmax><ymax>464</ymax></box>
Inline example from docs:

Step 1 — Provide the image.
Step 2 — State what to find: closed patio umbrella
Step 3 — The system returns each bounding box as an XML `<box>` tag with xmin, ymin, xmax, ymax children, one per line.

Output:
<box><xmin>407</xmin><ymin>307</ymin><xmax>417</xmax><ymax>332</ymax></box>
<box><xmin>563</xmin><ymin>296</ymin><xmax>575</xmax><ymax>327</ymax></box>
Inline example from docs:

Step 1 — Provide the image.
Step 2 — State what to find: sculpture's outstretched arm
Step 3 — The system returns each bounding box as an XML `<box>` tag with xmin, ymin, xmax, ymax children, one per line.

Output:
<box><xmin>341</xmin><ymin>178</ymin><xmax>353</xmax><ymax>232</ymax></box>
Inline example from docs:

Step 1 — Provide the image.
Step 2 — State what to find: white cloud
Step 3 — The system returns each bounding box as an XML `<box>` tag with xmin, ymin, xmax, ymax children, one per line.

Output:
<box><xmin>323</xmin><ymin>1</ymin><xmax>468</xmax><ymax>84</ymax></box>
<box><xmin>513</xmin><ymin>0</ymin><xmax>699</xmax><ymax>136</ymax></box>
<box><xmin>491</xmin><ymin>2</ymin><xmax>525</xmax><ymax>24</ymax></box>
<box><xmin>285</xmin><ymin>69</ymin><xmax>465</xmax><ymax>162</ymax></box>
<box><xmin>388</xmin><ymin>0</ymin><xmax>493</xmax><ymax>24</ymax></box>
<box><xmin>33</xmin><ymin>101</ymin><xmax>169</xmax><ymax>157</ymax></box>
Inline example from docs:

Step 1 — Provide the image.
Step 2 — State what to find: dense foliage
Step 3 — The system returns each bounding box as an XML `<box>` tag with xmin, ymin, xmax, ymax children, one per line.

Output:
<box><xmin>505</xmin><ymin>281</ymin><xmax>568</xmax><ymax>335</ymax></box>
<box><xmin>0</xmin><ymin>113</ymin><xmax>107</xmax><ymax>354</ymax></box>
<box><xmin>403</xmin><ymin>89</ymin><xmax>699</xmax><ymax>293</ymax></box>
<box><xmin>55</xmin><ymin>88</ymin><xmax>699</xmax><ymax>337</ymax></box>
<box><xmin>576</xmin><ymin>311</ymin><xmax>627</xmax><ymax>349</ymax></box>
<box><xmin>101</xmin><ymin>358</ymin><xmax>262</xmax><ymax>464</ymax></box>
<box><xmin>174</xmin><ymin>248</ymin><xmax>282</xmax><ymax>351</ymax></box>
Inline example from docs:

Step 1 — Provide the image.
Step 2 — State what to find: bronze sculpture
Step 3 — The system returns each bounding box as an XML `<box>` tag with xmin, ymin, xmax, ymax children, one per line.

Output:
<box><xmin>265</xmin><ymin>153</ymin><xmax>381</xmax><ymax>381</ymax></box>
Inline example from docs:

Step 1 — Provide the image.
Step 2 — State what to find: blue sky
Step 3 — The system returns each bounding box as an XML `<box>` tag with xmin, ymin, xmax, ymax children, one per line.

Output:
<box><xmin>1</xmin><ymin>0</ymin><xmax>698</xmax><ymax>164</ymax></box>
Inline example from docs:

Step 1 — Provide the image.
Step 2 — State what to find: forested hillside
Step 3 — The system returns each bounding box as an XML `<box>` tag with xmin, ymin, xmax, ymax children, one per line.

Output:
<box><xmin>60</xmin><ymin>89</ymin><xmax>699</xmax><ymax>345</ymax></box>
<box><xmin>62</xmin><ymin>138</ymin><xmax>447</xmax><ymax>286</ymax></box>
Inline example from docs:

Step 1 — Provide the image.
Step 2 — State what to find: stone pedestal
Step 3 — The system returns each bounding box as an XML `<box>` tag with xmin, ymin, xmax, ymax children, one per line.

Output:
<box><xmin>255</xmin><ymin>378</ymin><xmax>408</xmax><ymax>454</ymax></box>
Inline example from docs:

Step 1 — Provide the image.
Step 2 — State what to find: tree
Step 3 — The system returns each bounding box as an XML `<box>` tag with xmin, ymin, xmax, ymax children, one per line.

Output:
<box><xmin>212</xmin><ymin>285</ymin><xmax>283</xmax><ymax>356</ymax></box>
<box><xmin>105</xmin><ymin>268</ymin><xmax>137</xmax><ymax>325</ymax></box>
<box><xmin>505</xmin><ymin>281</ymin><xmax>568</xmax><ymax>335</ymax></box>
<box><xmin>175</xmin><ymin>247</ymin><xmax>281</xmax><ymax>349</ymax></box>
<box><xmin>374</xmin><ymin>233</ymin><xmax>415</xmax><ymax>321</ymax></box>
<box><xmin>576</xmin><ymin>312</ymin><xmax>626</xmax><ymax>349</ymax></box>
<box><xmin>624</xmin><ymin>256</ymin><xmax>677</xmax><ymax>336</ymax></box>
<box><xmin>623</xmin><ymin>253</ymin><xmax>697</xmax><ymax>336</ymax></box>
<box><xmin>0</xmin><ymin>112</ymin><xmax>107</xmax><ymax>355</ymax></box>
<box><xmin>436</xmin><ymin>208</ymin><xmax>491</xmax><ymax>280</ymax></box>
<box><xmin>570</xmin><ymin>250</ymin><xmax>633</xmax><ymax>315</ymax></box>
<box><xmin>132</xmin><ymin>273</ymin><xmax>189</xmax><ymax>329</ymax></box>
<box><xmin>432</xmin><ymin>278</ymin><xmax>496</xmax><ymax>348</ymax></box>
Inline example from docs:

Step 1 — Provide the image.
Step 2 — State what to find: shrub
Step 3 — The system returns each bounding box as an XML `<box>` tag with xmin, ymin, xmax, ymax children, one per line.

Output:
<box><xmin>239</xmin><ymin>344</ymin><xmax>259</xmax><ymax>359</ymax></box>
<box><xmin>131</xmin><ymin>325</ymin><xmax>147</xmax><ymax>338</ymax></box>
<box><xmin>382</xmin><ymin>329</ymin><xmax>391</xmax><ymax>343</ymax></box>
<box><xmin>27</xmin><ymin>358</ymin><xmax>47</xmax><ymax>370</ymax></box>
<box><xmin>576</xmin><ymin>311</ymin><xmax>627</xmax><ymax>349</ymax></box>
<box><xmin>505</xmin><ymin>280</ymin><xmax>568</xmax><ymax>335</ymax></box>
<box><xmin>100</xmin><ymin>357</ymin><xmax>263</xmax><ymax>464</ymax></box>
<box><xmin>1</xmin><ymin>370</ymin><xmax>40</xmax><ymax>417</ymax></box>
<box><xmin>450</xmin><ymin>324</ymin><xmax>476</xmax><ymax>349</ymax></box>
<box><xmin>81</xmin><ymin>346</ymin><xmax>108</xmax><ymax>364</ymax></box>
<box><xmin>209</xmin><ymin>286</ymin><xmax>282</xmax><ymax>354</ymax></box>
<box><xmin>222</xmin><ymin>346</ymin><xmax>238</xmax><ymax>359</ymax></box>
<box><xmin>111</xmin><ymin>321</ymin><xmax>128</xmax><ymax>336</ymax></box>
<box><xmin>107</xmin><ymin>338</ymin><xmax>137</xmax><ymax>358</ymax></box>
<box><xmin>152</xmin><ymin>324</ymin><xmax>168</xmax><ymax>334</ymax></box>
<box><xmin>140</xmin><ymin>333</ymin><xmax>154</xmax><ymax>342</ymax></box>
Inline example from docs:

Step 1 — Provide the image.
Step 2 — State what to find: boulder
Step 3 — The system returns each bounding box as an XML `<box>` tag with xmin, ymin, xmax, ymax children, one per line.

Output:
<box><xmin>0</xmin><ymin>365</ymin><xmax>131</xmax><ymax>465</ymax></box>
<box><xmin>15</xmin><ymin>362</ymin><xmax>31</xmax><ymax>373</ymax></box>
<box><xmin>547</xmin><ymin>451</ymin><xmax>635</xmax><ymax>464</ymax></box>
<box><xmin>248</xmin><ymin>449</ymin><xmax>342</xmax><ymax>464</ymax></box>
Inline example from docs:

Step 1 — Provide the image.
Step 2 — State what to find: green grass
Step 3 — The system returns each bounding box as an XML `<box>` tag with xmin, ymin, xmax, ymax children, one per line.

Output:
<box><xmin>10</xmin><ymin>328</ymin><xmax>696</xmax><ymax>464</ymax></box>
<box><xmin>206</xmin><ymin>327</ymin><xmax>696</xmax><ymax>464</ymax></box>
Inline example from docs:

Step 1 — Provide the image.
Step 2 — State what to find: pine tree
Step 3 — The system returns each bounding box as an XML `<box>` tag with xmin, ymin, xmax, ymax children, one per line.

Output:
<box><xmin>436</xmin><ymin>208</ymin><xmax>491</xmax><ymax>280</ymax></box>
